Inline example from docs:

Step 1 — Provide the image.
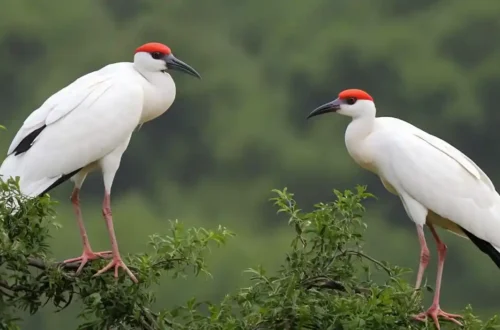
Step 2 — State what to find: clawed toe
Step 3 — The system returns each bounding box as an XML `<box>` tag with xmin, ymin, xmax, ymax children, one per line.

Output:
<box><xmin>93</xmin><ymin>257</ymin><xmax>138</xmax><ymax>283</ymax></box>
<box><xmin>413</xmin><ymin>306</ymin><xmax>463</xmax><ymax>330</ymax></box>
<box><xmin>63</xmin><ymin>250</ymin><xmax>113</xmax><ymax>274</ymax></box>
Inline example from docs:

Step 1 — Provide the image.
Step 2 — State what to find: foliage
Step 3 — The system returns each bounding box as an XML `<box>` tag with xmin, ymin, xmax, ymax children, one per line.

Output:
<box><xmin>163</xmin><ymin>187</ymin><xmax>500</xmax><ymax>330</ymax></box>
<box><xmin>0</xmin><ymin>178</ymin><xmax>233</xmax><ymax>329</ymax></box>
<box><xmin>1</xmin><ymin>182</ymin><xmax>498</xmax><ymax>329</ymax></box>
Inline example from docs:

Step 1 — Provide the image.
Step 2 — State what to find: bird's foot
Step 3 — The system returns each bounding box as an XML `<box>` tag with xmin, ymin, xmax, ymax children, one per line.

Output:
<box><xmin>93</xmin><ymin>256</ymin><xmax>138</xmax><ymax>283</ymax></box>
<box><xmin>413</xmin><ymin>305</ymin><xmax>463</xmax><ymax>330</ymax></box>
<box><xmin>63</xmin><ymin>250</ymin><xmax>113</xmax><ymax>274</ymax></box>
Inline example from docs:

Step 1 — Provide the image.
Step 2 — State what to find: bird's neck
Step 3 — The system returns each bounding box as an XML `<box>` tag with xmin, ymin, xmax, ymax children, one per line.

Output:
<box><xmin>344</xmin><ymin>114</ymin><xmax>376</xmax><ymax>172</ymax></box>
<box><xmin>346</xmin><ymin>114</ymin><xmax>375</xmax><ymax>142</ymax></box>
<box><xmin>134</xmin><ymin>69</ymin><xmax>176</xmax><ymax>124</ymax></box>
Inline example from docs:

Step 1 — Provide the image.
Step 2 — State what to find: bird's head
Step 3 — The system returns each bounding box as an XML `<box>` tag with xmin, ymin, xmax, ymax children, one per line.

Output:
<box><xmin>307</xmin><ymin>89</ymin><xmax>375</xmax><ymax>119</ymax></box>
<box><xmin>134</xmin><ymin>42</ymin><xmax>201</xmax><ymax>79</ymax></box>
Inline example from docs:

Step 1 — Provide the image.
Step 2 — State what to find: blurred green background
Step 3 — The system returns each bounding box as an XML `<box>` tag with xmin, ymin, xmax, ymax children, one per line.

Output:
<box><xmin>2</xmin><ymin>0</ymin><xmax>500</xmax><ymax>328</ymax></box>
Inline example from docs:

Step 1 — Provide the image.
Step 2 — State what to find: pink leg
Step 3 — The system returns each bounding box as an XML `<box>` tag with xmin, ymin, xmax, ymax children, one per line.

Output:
<box><xmin>413</xmin><ymin>224</ymin><xmax>463</xmax><ymax>329</ymax></box>
<box><xmin>414</xmin><ymin>225</ymin><xmax>430</xmax><ymax>290</ymax></box>
<box><xmin>63</xmin><ymin>188</ymin><xmax>112</xmax><ymax>274</ymax></box>
<box><xmin>93</xmin><ymin>193</ymin><xmax>138</xmax><ymax>283</ymax></box>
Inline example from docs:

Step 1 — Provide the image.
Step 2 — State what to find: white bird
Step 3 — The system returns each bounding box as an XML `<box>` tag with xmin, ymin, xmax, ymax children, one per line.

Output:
<box><xmin>307</xmin><ymin>89</ymin><xmax>500</xmax><ymax>329</ymax></box>
<box><xmin>0</xmin><ymin>42</ymin><xmax>201</xmax><ymax>283</ymax></box>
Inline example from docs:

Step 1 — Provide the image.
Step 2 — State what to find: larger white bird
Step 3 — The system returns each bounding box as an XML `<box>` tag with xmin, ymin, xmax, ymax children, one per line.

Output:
<box><xmin>307</xmin><ymin>89</ymin><xmax>500</xmax><ymax>329</ymax></box>
<box><xmin>0</xmin><ymin>42</ymin><xmax>201</xmax><ymax>283</ymax></box>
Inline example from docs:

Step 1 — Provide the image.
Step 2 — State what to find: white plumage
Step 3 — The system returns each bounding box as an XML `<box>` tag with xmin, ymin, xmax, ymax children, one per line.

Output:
<box><xmin>0</xmin><ymin>42</ymin><xmax>201</xmax><ymax>283</ymax></box>
<box><xmin>2</xmin><ymin>69</ymin><xmax>143</xmax><ymax>196</ymax></box>
<box><xmin>308</xmin><ymin>88</ymin><xmax>498</xmax><ymax>329</ymax></box>
<box><xmin>363</xmin><ymin>117</ymin><xmax>500</xmax><ymax>246</ymax></box>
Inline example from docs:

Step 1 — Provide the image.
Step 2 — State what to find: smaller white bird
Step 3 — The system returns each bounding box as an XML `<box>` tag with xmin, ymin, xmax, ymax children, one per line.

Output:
<box><xmin>0</xmin><ymin>42</ymin><xmax>201</xmax><ymax>283</ymax></box>
<box><xmin>307</xmin><ymin>89</ymin><xmax>500</xmax><ymax>329</ymax></box>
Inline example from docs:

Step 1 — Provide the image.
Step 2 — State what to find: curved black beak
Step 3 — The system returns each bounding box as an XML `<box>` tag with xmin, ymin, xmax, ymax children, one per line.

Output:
<box><xmin>307</xmin><ymin>98</ymin><xmax>342</xmax><ymax>119</ymax></box>
<box><xmin>164</xmin><ymin>54</ymin><xmax>201</xmax><ymax>79</ymax></box>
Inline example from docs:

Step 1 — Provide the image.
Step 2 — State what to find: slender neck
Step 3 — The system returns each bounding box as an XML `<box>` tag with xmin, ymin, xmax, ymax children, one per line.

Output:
<box><xmin>345</xmin><ymin>111</ymin><xmax>376</xmax><ymax>142</ymax></box>
<box><xmin>131</xmin><ymin>65</ymin><xmax>176</xmax><ymax>124</ymax></box>
<box><xmin>343</xmin><ymin>103</ymin><xmax>377</xmax><ymax>172</ymax></box>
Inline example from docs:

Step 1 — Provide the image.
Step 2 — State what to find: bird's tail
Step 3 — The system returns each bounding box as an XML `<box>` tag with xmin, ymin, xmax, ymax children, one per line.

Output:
<box><xmin>0</xmin><ymin>154</ymin><xmax>60</xmax><ymax>216</ymax></box>
<box><xmin>459</xmin><ymin>225</ymin><xmax>500</xmax><ymax>269</ymax></box>
<box><xmin>0</xmin><ymin>154</ymin><xmax>58</xmax><ymax>197</ymax></box>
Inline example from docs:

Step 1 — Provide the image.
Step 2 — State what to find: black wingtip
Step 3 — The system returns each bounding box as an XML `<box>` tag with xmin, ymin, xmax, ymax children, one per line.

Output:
<box><xmin>38</xmin><ymin>168</ymin><xmax>82</xmax><ymax>197</ymax></box>
<box><xmin>13</xmin><ymin>125</ymin><xmax>46</xmax><ymax>156</ymax></box>
<box><xmin>459</xmin><ymin>225</ymin><xmax>500</xmax><ymax>269</ymax></box>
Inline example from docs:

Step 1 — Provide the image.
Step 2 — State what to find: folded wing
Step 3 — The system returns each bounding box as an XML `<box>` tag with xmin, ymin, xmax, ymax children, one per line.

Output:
<box><xmin>0</xmin><ymin>69</ymin><xmax>143</xmax><ymax>196</ymax></box>
<box><xmin>374</xmin><ymin>118</ymin><xmax>500</xmax><ymax>249</ymax></box>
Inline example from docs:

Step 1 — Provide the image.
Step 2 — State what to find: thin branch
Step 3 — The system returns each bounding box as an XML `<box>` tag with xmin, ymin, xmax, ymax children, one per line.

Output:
<box><xmin>342</xmin><ymin>250</ymin><xmax>393</xmax><ymax>276</ymax></box>
<box><xmin>151</xmin><ymin>258</ymin><xmax>185</xmax><ymax>269</ymax></box>
<box><xmin>27</xmin><ymin>256</ymin><xmax>185</xmax><ymax>274</ymax></box>
<box><xmin>27</xmin><ymin>257</ymin><xmax>80</xmax><ymax>271</ymax></box>
<box><xmin>302</xmin><ymin>276</ymin><xmax>369</xmax><ymax>294</ymax></box>
<box><xmin>302</xmin><ymin>276</ymin><xmax>346</xmax><ymax>292</ymax></box>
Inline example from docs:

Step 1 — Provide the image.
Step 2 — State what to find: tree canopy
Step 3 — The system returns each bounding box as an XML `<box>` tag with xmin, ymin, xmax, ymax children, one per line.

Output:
<box><xmin>1</xmin><ymin>181</ymin><xmax>498</xmax><ymax>329</ymax></box>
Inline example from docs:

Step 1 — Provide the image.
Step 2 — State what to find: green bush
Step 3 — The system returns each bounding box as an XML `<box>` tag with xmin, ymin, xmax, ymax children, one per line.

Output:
<box><xmin>0</xmin><ymin>180</ymin><xmax>498</xmax><ymax>329</ymax></box>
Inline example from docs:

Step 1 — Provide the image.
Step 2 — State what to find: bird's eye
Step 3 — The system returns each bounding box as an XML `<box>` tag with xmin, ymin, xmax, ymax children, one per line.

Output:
<box><xmin>346</xmin><ymin>97</ymin><xmax>357</xmax><ymax>105</ymax></box>
<box><xmin>151</xmin><ymin>52</ymin><xmax>163</xmax><ymax>60</ymax></box>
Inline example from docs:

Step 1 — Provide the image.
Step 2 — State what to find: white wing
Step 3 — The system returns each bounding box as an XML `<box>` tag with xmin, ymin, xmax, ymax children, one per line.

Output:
<box><xmin>372</xmin><ymin>118</ymin><xmax>500</xmax><ymax>248</ymax></box>
<box><xmin>377</xmin><ymin>117</ymin><xmax>494</xmax><ymax>190</ymax></box>
<box><xmin>0</xmin><ymin>65</ymin><xmax>143</xmax><ymax>196</ymax></box>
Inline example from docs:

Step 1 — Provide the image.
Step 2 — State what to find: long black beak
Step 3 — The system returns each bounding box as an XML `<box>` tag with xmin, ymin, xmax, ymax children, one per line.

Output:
<box><xmin>307</xmin><ymin>98</ymin><xmax>342</xmax><ymax>119</ymax></box>
<box><xmin>164</xmin><ymin>54</ymin><xmax>201</xmax><ymax>79</ymax></box>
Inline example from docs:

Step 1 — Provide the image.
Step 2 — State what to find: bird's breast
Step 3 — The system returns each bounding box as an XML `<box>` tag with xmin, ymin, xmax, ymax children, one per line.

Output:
<box><xmin>140</xmin><ymin>73</ymin><xmax>176</xmax><ymax>124</ymax></box>
<box><xmin>345</xmin><ymin>140</ymin><xmax>377</xmax><ymax>174</ymax></box>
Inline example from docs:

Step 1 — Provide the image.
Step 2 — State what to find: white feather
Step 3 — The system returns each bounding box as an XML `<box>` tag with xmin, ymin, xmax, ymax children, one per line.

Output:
<box><xmin>369</xmin><ymin>118</ymin><xmax>500</xmax><ymax>249</ymax></box>
<box><xmin>376</xmin><ymin>118</ymin><xmax>494</xmax><ymax>190</ymax></box>
<box><xmin>0</xmin><ymin>64</ymin><xmax>144</xmax><ymax>197</ymax></box>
